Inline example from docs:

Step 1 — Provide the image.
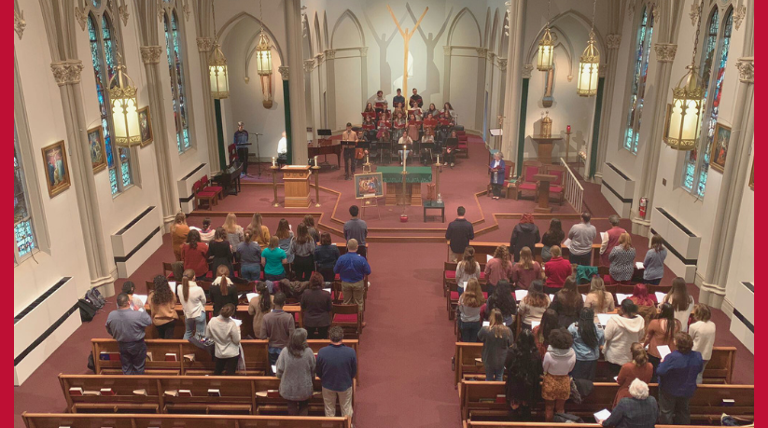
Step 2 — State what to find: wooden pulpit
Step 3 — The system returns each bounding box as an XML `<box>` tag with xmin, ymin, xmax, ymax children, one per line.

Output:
<box><xmin>533</xmin><ymin>173</ymin><xmax>557</xmax><ymax>213</ymax></box>
<box><xmin>530</xmin><ymin>136</ymin><xmax>563</xmax><ymax>164</ymax></box>
<box><xmin>281</xmin><ymin>165</ymin><xmax>311</xmax><ymax>208</ymax></box>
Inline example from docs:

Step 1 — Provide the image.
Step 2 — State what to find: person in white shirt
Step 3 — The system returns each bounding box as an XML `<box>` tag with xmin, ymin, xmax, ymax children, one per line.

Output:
<box><xmin>567</xmin><ymin>212</ymin><xmax>597</xmax><ymax>266</ymax></box>
<box><xmin>177</xmin><ymin>270</ymin><xmax>207</xmax><ymax>339</ymax></box>
<box><xmin>689</xmin><ymin>303</ymin><xmax>716</xmax><ymax>384</ymax></box>
<box><xmin>662</xmin><ymin>277</ymin><xmax>695</xmax><ymax>332</ymax></box>
<box><xmin>205</xmin><ymin>303</ymin><xmax>242</xmax><ymax>375</ymax></box>
<box><xmin>277</xmin><ymin>131</ymin><xmax>288</xmax><ymax>166</ymax></box>
<box><xmin>398</xmin><ymin>134</ymin><xmax>413</xmax><ymax>165</ymax></box>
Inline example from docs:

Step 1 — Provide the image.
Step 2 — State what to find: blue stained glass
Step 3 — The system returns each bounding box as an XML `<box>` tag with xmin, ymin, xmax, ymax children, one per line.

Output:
<box><xmin>109</xmin><ymin>168</ymin><xmax>118</xmax><ymax>194</ymax></box>
<box><xmin>102</xmin><ymin>15</ymin><xmax>116</xmax><ymax>80</ymax></box>
<box><xmin>624</xmin><ymin>6</ymin><xmax>653</xmax><ymax>154</ymax></box>
<box><xmin>165</xmin><ymin>11</ymin><xmax>190</xmax><ymax>153</ymax></box>
<box><xmin>121</xmin><ymin>160</ymin><xmax>131</xmax><ymax>187</ymax></box>
<box><xmin>14</xmin><ymin>130</ymin><xmax>36</xmax><ymax>258</ymax></box>
<box><xmin>15</xmin><ymin>220</ymin><xmax>35</xmax><ymax>256</ymax></box>
<box><xmin>683</xmin><ymin>162</ymin><xmax>695</xmax><ymax>190</ymax></box>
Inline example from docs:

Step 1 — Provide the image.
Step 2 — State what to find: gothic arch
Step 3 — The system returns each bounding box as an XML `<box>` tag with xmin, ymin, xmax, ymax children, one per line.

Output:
<box><xmin>525</xmin><ymin>24</ymin><xmax>575</xmax><ymax>81</ymax></box>
<box><xmin>217</xmin><ymin>12</ymin><xmax>285</xmax><ymax>64</ymax></box>
<box><xmin>523</xmin><ymin>10</ymin><xmax>606</xmax><ymax>70</ymax></box>
<box><xmin>499</xmin><ymin>11</ymin><xmax>509</xmax><ymax>56</ymax></box>
<box><xmin>331</xmin><ymin>9</ymin><xmax>366</xmax><ymax>49</ymax></box>
<box><xmin>483</xmin><ymin>7</ymin><xmax>491</xmax><ymax>48</ymax></box>
<box><xmin>303</xmin><ymin>14</ymin><xmax>313</xmax><ymax>57</ymax></box>
<box><xmin>489</xmin><ymin>9</ymin><xmax>500</xmax><ymax>53</ymax></box>
<box><xmin>446</xmin><ymin>7</ymin><xmax>482</xmax><ymax>47</ymax></box>
<box><xmin>313</xmin><ymin>12</ymin><xmax>323</xmax><ymax>53</ymax></box>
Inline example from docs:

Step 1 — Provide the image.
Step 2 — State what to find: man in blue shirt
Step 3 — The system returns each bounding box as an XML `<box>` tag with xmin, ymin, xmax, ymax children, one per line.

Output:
<box><xmin>392</xmin><ymin>88</ymin><xmax>405</xmax><ymax>108</ymax></box>
<box><xmin>334</xmin><ymin>239</ymin><xmax>371</xmax><ymax>319</ymax></box>
<box><xmin>656</xmin><ymin>332</ymin><xmax>703</xmax><ymax>425</ymax></box>
<box><xmin>316</xmin><ymin>326</ymin><xmax>357</xmax><ymax>418</ymax></box>
<box><xmin>105</xmin><ymin>293</ymin><xmax>152</xmax><ymax>375</ymax></box>
<box><xmin>233</xmin><ymin>121</ymin><xmax>250</xmax><ymax>176</ymax></box>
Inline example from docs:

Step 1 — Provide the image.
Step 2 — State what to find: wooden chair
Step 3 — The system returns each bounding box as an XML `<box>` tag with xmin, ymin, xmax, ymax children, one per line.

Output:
<box><xmin>192</xmin><ymin>180</ymin><xmax>217</xmax><ymax>210</ymax></box>
<box><xmin>455</xmin><ymin>130</ymin><xmax>469</xmax><ymax>158</ymax></box>
<box><xmin>331</xmin><ymin>304</ymin><xmax>361</xmax><ymax>337</ymax></box>
<box><xmin>514</xmin><ymin>161</ymin><xmax>543</xmax><ymax>200</ymax></box>
<box><xmin>162</xmin><ymin>261</ymin><xmax>176</xmax><ymax>279</ymax></box>
<box><xmin>542</xmin><ymin>164</ymin><xmax>566</xmax><ymax>205</ymax></box>
<box><xmin>486</xmin><ymin>160</ymin><xmax>515</xmax><ymax>197</ymax></box>
<box><xmin>201</xmin><ymin>174</ymin><xmax>224</xmax><ymax>200</ymax></box>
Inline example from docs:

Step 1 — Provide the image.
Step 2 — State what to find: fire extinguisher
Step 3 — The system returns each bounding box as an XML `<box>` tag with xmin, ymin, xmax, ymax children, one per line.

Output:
<box><xmin>639</xmin><ymin>197</ymin><xmax>648</xmax><ymax>219</ymax></box>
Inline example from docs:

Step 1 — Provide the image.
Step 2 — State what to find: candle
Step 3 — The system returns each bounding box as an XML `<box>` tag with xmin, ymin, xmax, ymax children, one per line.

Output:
<box><xmin>437</xmin><ymin>155</ymin><xmax>440</xmax><ymax>165</ymax></box>
<box><xmin>272</xmin><ymin>157</ymin><xmax>276</xmax><ymax>167</ymax></box>
<box><xmin>314</xmin><ymin>155</ymin><xmax>318</xmax><ymax>167</ymax></box>
<box><xmin>403</xmin><ymin>145</ymin><xmax>407</xmax><ymax>172</ymax></box>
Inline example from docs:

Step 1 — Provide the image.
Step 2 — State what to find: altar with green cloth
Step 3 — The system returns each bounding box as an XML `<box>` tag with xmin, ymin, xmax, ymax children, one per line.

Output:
<box><xmin>375</xmin><ymin>166</ymin><xmax>433</xmax><ymax>206</ymax></box>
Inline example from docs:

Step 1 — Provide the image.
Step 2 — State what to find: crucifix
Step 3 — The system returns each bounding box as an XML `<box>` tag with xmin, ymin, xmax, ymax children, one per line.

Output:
<box><xmin>387</xmin><ymin>4</ymin><xmax>428</xmax><ymax>103</ymax></box>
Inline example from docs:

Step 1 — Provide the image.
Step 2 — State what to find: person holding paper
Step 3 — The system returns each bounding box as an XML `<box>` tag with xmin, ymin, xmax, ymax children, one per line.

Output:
<box><xmin>689</xmin><ymin>304</ymin><xmax>716</xmax><ymax>384</ymax></box>
<box><xmin>643</xmin><ymin>303</ymin><xmax>682</xmax><ymax>382</ymax></box>
<box><xmin>276</xmin><ymin>328</ymin><xmax>316</xmax><ymax>416</ymax></box>
<box><xmin>344</xmin><ymin>206</ymin><xmax>369</xmax><ymax>259</ymax></box>
<box><xmin>457</xmin><ymin>278</ymin><xmax>486</xmax><ymax>342</ymax></box>
<box><xmin>148</xmin><ymin>276</ymin><xmax>179</xmax><ymax>339</ymax></box>
<box><xmin>613</xmin><ymin>343</ymin><xmax>653</xmax><ymax>408</ymax></box>
<box><xmin>510</xmin><ymin>214</ymin><xmax>540</xmax><ymax>261</ymax></box>
<box><xmin>455</xmin><ymin>247</ymin><xmax>481</xmax><ymax>296</ymax></box>
<box><xmin>642</xmin><ymin>235</ymin><xmax>667</xmax><ymax>285</ymax></box>
<box><xmin>608</xmin><ymin>233</ymin><xmax>636</xmax><ymax>283</ymax></box>
<box><xmin>584</xmin><ymin>276</ymin><xmax>616</xmax><ymax>315</ymax></box>
<box><xmin>205</xmin><ymin>303</ymin><xmax>242</xmax><ymax>375</ymax></box>
<box><xmin>543</xmin><ymin>246</ymin><xmax>573</xmax><ymax>293</ymax></box>
<box><xmin>541</xmin><ymin>219</ymin><xmax>565</xmax><ymax>262</ymax></box>
<box><xmin>261</xmin><ymin>292</ymin><xmax>296</xmax><ymax>365</ymax></box>
<box><xmin>600</xmin><ymin>215</ymin><xmax>626</xmax><ymax>266</ymax></box>
<box><xmin>542</xmin><ymin>328</ymin><xmax>576</xmax><ymax>422</ymax></box>
<box><xmin>566</xmin><ymin>212</ymin><xmax>597</xmax><ymax>266</ymax></box>
<box><xmin>478</xmin><ymin>309</ymin><xmax>514</xmax><ymax>380</ymax></box>
<box><xmin>662</xmin><ymin>277</ymin><xmax>695</xmax><ymax>332</ymax></box>
<box><xmin>489</xmin><ymin>152</ymin><xmax>506</xmax><ymax>199</ymax></box>
<box><xmin>178</xmin><ymin>270</ymin><xmax>207</xmax><ymax>339</ymax></box>
<box><xmin>504</xmin><ymin>329</ymin><xmax>543</xmax><ymax>420</ymax></box>
<box><xmin>301</xmin><ymin>273</ymin><xmax>333</xmax><ymax>339</ymax></box>
<box><xmin>603</xmin><ymin>300</ymin><xmax>646</xmax><ymax>377</ymax></box>
<box><xmin>512</xmin><ymin>247</ymin><xmax>543</xmax><ymax>290</ymax></box>
<box><xmin>485</xmin><ymin>281</ymin><xmax>517</xmax><ymax>328</ymax></box>
<box><xmin>105</xmin><ymin>293</ymin><xmax>153</xmax><ymax>375</ymax></box>
<box><xmin>484</xmin><ymin>245</ymin><xmax>514</xmax><ymax>295</ymax></box>
<box><xmin>181</xmin><ymin>230</ymin><xmax>210</xmax><ymax>280</ymax></box>
<box><xmin>248</xmin><ymin>282</ymin><xmax>273</xmax><ymax>340</ymax></box>
<box><xmin>549</xmin><ymin>277</ymin><xmax>584</xmax><ymax>329</ymax></box>
<box><xmin>629</xmin><ymin>284</ymin><xmax>657</xmax><ymax>327</ymax></box>
<box><xmin>568</xmin><ymin>308</ymin><xmax>605</xmax><ymax>381</ymax></box>
<box><xmin>518</xmin><ymin>281</ymin><xmax>551</xmax><ymax>331</ymax></box>
<box><xmin>334</xmin><ymin>239</ymin><xmax>371</xmax><ymax>317</ymax></box>
<box><xmin>121</xmin><ymin>281</ymin><xmax>143</xmax><ymax>311</ymax></box>
<box><xmin>236</xmin><ymin>230</ymin><xmax>262</xmax><ymax>282</ymax></box>
<box><xmin>210</xmin><ymin>266</ymin><xmax>238</xmax><ymax>317</ymax></box>
<box><xmin>656</xmin><ymin>332</ymin><xmax>703</xmax><ymax>425</ymax></box>
<box><xmin>602</xmin><ymin>379</ymin><xmax>658</xmax><ymax>428</ymax></box>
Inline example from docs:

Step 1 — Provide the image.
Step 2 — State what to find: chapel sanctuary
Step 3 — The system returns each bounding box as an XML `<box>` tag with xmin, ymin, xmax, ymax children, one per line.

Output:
<box><xmin>13</xmin><ymin>0</ymin><xmax>754</xmax><ymax>426</ymax></box>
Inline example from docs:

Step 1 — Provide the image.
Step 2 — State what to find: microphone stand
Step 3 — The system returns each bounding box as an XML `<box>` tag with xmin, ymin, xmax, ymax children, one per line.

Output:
<box><xmin>249</xmin><ymin>132</ymin><xmax>263</xmax><ymax>177</ymax></box>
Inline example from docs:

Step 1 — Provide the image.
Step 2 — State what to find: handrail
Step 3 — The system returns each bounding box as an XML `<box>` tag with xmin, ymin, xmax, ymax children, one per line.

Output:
<box><xmin>560</xmin><ymin>158</ymin><xmax>583</xmax><ymax>213</ymax></box>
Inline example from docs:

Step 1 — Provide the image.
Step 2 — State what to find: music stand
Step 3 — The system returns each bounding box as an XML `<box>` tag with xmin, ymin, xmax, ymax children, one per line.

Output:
<box><xmin>248</xmin><ymin>132</ymin><xmax>262</xmax><ymax>178</ymax></box>
<box><xmin>315</xmin><ymin>129</ymin><xmax>333</xmax><ymax>168</ymax></box>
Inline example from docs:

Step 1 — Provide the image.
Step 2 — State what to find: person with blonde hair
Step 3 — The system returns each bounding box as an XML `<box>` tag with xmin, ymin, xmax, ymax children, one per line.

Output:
<box><xmin>262</xmin><ymin>235</ymin><xmax>288</xmax><ymax>281</ymax></box>
<box><xmin>171</xmin><ymin>212</ymin><xmax>189</xmax><ymax>261</ymax></box>
<box><xmin>455</xmin><ymin>246</ymin><xmax>481</xmax><ymax>295</ymax></box>
<box><xmin>205</xmin><ymin>303</ymin><xmax>241</xmax><ymax>375</ymax></box>
<box><xmin>178</xmin><ymin>269</ymin><xmax>207</xmax><ymax>339</ymax></box>
<box><xmin>484</xmin><ymin>245</ymin><xmax>514</xmax><ymax>295</ymax></box>
<box><xmin>222</xmin><ymin>213</ymin><xmax>244</xmax><ymax>249</ymax></box>
<box><xmin>689</xmin><ymin>303</ymin><xmax>715</xmax><ymax>384</ymax></box>
<box><xmin>602</xmin><ymin>378</ymin><xmax>658</xmax><ymax>428</ymax></box>
<box><xmin>512</xmin><ymin>246</ymin><xmax>543</xmax><ymax>290</ymax></box>
<box><xmin>275</xmin><ymin>218</ymin><xmax>295</xmax><ymax>263</ymax></box>
<box><xmin>543</xmin><ymin>245</ymin><xmax>572</xmax><ymax>293</ymax></box>
<box><xmin>458</xmin><ymin>278</ymin><xmax>486</xmax><ymax>342</ymax></box>
<box><xmin>663</xmin><ymin>277</ymin><xmax>695</xmax><ymax>332</ymax></box>
<box><xmin>478</xmin><ymin>309</ymin><xmax>513</xmax><ymax>380</ymax></box>
<box><xmin>613</xmin><ymin>343</ymin><xmax>653</xmax><ymax>407</ymax></box>
<box><xmin>643</xmin><ymin>234</ymin><xmax>667</xmax><ymax>285</ymax></box>
<box><xmin>609</xmin><ymin>232</ymin><xmax>635</xmax><ymax>282</ymax></box>
<box><xmin>302</xmin><ymin>214</ymin><xmax>320</xmax><ymax>243</ymax></box>
<box><xmin>584</xmin><ymin>276</ymin><xmax>616</xmax><ymax>314</ymax></box>
<box><xmin>246</xmin><ymin>213</ymin><xmax>271</xmax><ymax>247</ymax></box>
<box><xmin>518</xmin><ymin>280</ymin><xmax>551</xmax><ymax>330</ymax></box>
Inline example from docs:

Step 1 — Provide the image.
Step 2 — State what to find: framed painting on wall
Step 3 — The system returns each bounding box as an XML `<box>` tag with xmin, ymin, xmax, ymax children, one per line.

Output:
<box><xmin>88</xmin><ymin>126</ymin><xmax>107</xmax><ymax>173</ymax></box>
<box><xmin>710</xmin><ymin>123</ymin><xmax>731</xmax><ymax>173</ymax></box>
<box><xmin>41</xmin><ymin>140</ymin><xmax>71</xmax><ymax>197</ymax></box>
<box><xmin>139</xmin><ymin>106</ymin><xmax>153</xmax><ymax>147</ymax></box>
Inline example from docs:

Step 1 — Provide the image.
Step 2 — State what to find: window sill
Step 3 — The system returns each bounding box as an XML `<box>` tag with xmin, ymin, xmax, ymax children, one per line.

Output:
<box><xmin>112</xmin><ymin>183</ymin><xmax>136</xmax><ymax>200</ymax></box>
<box><xmin>620</xmin><ymin>146</ymin><xmax>638</xmax><ymax>156</ymax></box>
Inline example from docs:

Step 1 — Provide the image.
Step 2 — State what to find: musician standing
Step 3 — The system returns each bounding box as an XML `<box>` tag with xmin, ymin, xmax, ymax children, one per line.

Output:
<box><xmin>234</xmin><ymin>121</ymin><xmax>250</xmax><ymax>176</ymax></box>
<box><xmin>342</xmin><ymin>123</ymin><xmax>358</xmax><ymax>180</ymax></box>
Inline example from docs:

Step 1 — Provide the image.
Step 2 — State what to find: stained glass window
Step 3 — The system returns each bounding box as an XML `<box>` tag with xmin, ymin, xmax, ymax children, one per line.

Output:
<box><xmin>164</xmin><ymin>10</ymin><xmax>191</xmax><ymax>153</ymax></box>
<box><xmin>681</xmin><ymin>7</ymin><xmax>732</xmax><ymax>198</ymax></box>
<box><xmin>87</xmin><ymin>13</ymin><xmax>133</xmax><ymax>195</ymax></box>
<box><xmin>623</xmin><ymin>5</ymin><xmax>654</xmax><ymax>154</ymax></box>
<box><xmin>14</xmin><ymin>125</ymin><xmax>36</xmax><ymax>261</ymax></box>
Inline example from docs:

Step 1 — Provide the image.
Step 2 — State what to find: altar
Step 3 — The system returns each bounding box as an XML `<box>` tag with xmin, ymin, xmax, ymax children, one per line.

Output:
<box><xmin>377</xmin><ymin>166</ymin><xmax>432</xmax><ymax>206</ymax></box>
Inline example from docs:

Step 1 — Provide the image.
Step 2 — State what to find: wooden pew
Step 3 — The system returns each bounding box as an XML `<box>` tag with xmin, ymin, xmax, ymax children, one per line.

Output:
<box><xmin>459</xmin><ymin>380</ymin><xmax>754</xmax><ymax>422</ymax></box>
<box><xmin>463</xmin><ymin>422</ymin><xmax>716</xmax><ymax>428</ymax></box>
<box><xmin>59</xmin><ymin>374</ymin><xmax>355</xmax><ymax>416</ymax></box>
<box><xmin>454</xmin><ymin>343</ymin><xmax>736</xmax><ymax>385</ymax></box>
<box><xmin>457</xmin><ymin>243</ymin><xmax>602</xmax><ymax>266</ymax></box>
<box><xmin>22</xmin><ymin>413</ymin><xmax>351</xmax><ymax>428</ymax></box>
<box><xmin>91</xmin><ymin>339</ymin><xmax>360</xmax><ymax>383</ymax></box>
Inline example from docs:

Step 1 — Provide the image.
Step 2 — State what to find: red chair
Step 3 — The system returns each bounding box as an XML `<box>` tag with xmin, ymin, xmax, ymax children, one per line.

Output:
<box><xmin>193</xmin><ymin>180</ymin><xmax>217</xmax><ymax>210</ymax></box>
<box><xmin>542</xmin><ymin>165</ymin><xmax>566</xmax><ymax>205</ymax></box>
<box><xmin>514</xmin><ymin>161</ymin><xmax>543</xmax><ymax>200</ymax></box>
<box><xmin>201</xmin><ymin>175</ymin><xmax>223</xmax><ymax>200</ymax></box>
<box><xmin>455</xmin><ymin>131</ymin><xmax>469</xmax><ymax>158</ymax></box>
<box><xmin>332</xmin><ymin>304</ymin><xmax>361</xmax><ymax>337</ymax></box>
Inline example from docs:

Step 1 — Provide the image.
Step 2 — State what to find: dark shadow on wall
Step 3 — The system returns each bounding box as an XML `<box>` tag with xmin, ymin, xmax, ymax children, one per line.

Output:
<box><xmin>363</xmin><ymin>9</ymin><xmax>408</xmax><ymax>95</ymax></box>
<box><xmin>407</xmin><ymin>4</ymin><xmax>453</xmax><ymax>102</ymax></box>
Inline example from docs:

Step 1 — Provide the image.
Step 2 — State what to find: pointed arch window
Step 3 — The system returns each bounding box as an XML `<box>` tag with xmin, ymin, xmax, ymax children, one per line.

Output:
<box><xmin>14</xmin><ymin>124</ymin><xmax>36</xmax><ymax>262</ymax></box>
<box><xmin>681</xmin><ymin>7</ymin><xmax>732</xmax><ymax>197</ymax></box>
<box><xmin>87</xmin><ymin>12</ymin><xmax>133</xmax><ymax>195</ymax></box>
<box><xmin>623</xmin><ymin>4</ymin><xmax>654</xmax><ymax>154</ymax></box>
<box><xmin>163</xmin><ymin>10</ymin><xmax>191</xmax><ymax>153</ymax></box>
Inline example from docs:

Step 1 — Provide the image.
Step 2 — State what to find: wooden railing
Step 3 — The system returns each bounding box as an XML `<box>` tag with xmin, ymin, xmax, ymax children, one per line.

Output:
<box><xmin>561</xmin><ymin>157</ymin><xmax>583</xmax><ymax>212</ymax></box>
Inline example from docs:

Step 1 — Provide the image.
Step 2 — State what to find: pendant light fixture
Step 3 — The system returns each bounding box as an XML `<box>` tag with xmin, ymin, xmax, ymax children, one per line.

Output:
<box><xmin>110</xmin><ymin>49</ymin><xmax>141</xmax><ymax>146</ymax></box>
<box><xmin>663</xmin><ymin>0</ymin><xmax>705</xmax><ymax>150</ymax></box>
<box><xmin>577</xmin><ymin>0</ymin><xmax>600</xmax><ymax>96</ymax></box>
<box><xmin>256</xmin><ymin>0</ymin><xmax>274</xmax><ymax>108</ymax></box>
<box><xmin>537</xmin><ymin>0</ymin><xmax>554</xmax><ymax>71</ymax></box>
<box><xmin>208</xmin><ymin>0</ymin><xmax>229</xmax><ymax>99</ymax></box>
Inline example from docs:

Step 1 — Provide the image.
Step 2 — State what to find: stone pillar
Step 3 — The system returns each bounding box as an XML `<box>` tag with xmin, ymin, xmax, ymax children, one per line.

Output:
<box><xmin>140</xmin><ymin>46</ymin><xmax>177</xmax><ymax>225</ymax></box>
<box><xmin>594</xmin><ymin>33</ymin><xmax>622</xmax><ymax>179</ymax></box>
<box><xmin>196</xmin><ymin>36</ymin><xmax>222</xmax><ymax>172</ymax></box>
<box><xmin>51</xmin><ymin>60</ymin><xmax>115</xmax><ymax>294</ymax></box>
<box><xmin>285</xmin><ymin>0</ymin><xmax>308</xmax><ymax>165</ymax></box>
<box><xmin>500</xmin><ymin>0</ymin><xmax>526</xmax><ymax>161</ymax></box>
<box><xmin>324</xmin><ymin>49</ymin><xmax>337</xmax><ymax>130</ymax></box>
<box><xmin>700</xmin><ymin>56</ymin><xmax>754</xmax><ymax>308</ymax></box>
<box><xmin>629</xmin><ymin>42</ymin><xmax>678</xmax><ymax>237</ymax></box>
<box><xmin>475</xmin><ymin>48</ymin><xmax>488</xmax><ymax>132</ymax></box>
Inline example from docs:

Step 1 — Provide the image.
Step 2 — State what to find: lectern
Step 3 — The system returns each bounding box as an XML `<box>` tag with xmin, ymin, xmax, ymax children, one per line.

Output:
<box><xmin>281</xmin><ymin>165</ymin><xmax>312</xmax><ymax>208</ymax></box>
<box><xmin>533</xmin><ymin>173</ymin><xmax>557</xmax><ymax>213</ymax></box>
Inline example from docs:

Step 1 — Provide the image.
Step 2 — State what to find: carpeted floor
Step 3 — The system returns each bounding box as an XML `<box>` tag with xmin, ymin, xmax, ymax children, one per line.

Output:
<box><xmin>13</xmin><ymin>140</ymin><xmax>754</xmax><ymax>427</ymax></box>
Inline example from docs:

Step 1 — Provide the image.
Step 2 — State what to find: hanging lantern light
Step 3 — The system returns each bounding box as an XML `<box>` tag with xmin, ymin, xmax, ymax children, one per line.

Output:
<box><xmin>537</xmin><ymin>0</ymin><xmax>554</xmax><ymax>71</ymax></box>
<box><xmin>664</xmin><ymin>0</ymin><xmax>705</xmax><ymax>150</ymax></box>
<box><xmin>109</xmin><ymin>59</ymin><xmax>141</xmax><ymax>147</ymax></box>
<box><xmin>577</xmin><ymin>0</ymin><xmax>600</xmax><ymax>97</ymax></box>
<box><xmin>256</xmin><ymin>0</ymin><xmax>274</xmax><ymax>108</ymax></box>
<box><xmin>208</xmin><ymin>0</ymin><xmax>229</xmax><ymax>99</ymax></box>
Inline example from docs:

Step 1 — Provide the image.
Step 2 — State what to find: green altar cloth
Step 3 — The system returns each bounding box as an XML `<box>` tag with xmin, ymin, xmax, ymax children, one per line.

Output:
<box><xmin>376</xmin><ymin>166</ymin><xmax>433</xmax><ymax>183</ymax></box>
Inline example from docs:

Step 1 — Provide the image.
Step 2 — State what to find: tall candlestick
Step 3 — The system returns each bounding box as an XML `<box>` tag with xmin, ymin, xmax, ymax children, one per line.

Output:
<box><xmin>403</xmin><ymin>145</ymin><xmax>407</xmax><ymax>172</ymax></box>
<box><xmin>314</xmin><ymin>155</ymin><xmax>318</xmax><ymax>167</ymax></box>
<box><xmin>437</xmin><ymin>155</ymin><xmax>440</xmax><ymax>165</ymax></box>
<box><xmin>272</xmin><ymin>157</ymin><xmax>276</xmax><ymax>167</ymax></box>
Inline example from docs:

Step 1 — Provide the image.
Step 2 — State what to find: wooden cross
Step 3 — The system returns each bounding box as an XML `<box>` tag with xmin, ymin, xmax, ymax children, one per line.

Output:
<box><xmin>387</xmin><ymin>5</ymin><xmax>428</xmax><ymax>101</ymax></box>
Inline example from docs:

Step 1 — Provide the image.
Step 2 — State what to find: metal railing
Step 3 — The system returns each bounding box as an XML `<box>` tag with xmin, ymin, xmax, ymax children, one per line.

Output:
<box><xmin>560</xmin><ymin>158</ymin><xmax>583</xmax><ymax>213</ymax></box>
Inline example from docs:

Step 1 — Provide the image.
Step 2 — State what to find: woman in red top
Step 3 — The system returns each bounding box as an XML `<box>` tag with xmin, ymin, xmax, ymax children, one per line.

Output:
<box><xmin>532</xmin><ymin>309</ymin><xmax>559</xmax><ymax>359</ymax></box>
<box><xmin>613</xmin><ymin>343</ymin><xmax>653</xmax><ymax>408</ymax></box>
<box><xmin>484</xmin><ymin>245</ymin><xmax>514</xmax><ymax>295</ymax></box>
<box><xmin>543</xmin><ymin>245</ymin><xmax>572</xmax><ymax>294</ymax></box>
<box><xmin>181</xmin><ymin>229</ymin><xmax>209</xmax><ymax>280</ymax></box>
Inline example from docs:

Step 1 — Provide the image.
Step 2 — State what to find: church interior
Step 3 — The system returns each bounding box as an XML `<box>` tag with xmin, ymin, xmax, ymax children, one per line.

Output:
<box><xmin>13</xmin><ymin>0</ymin><xmax>755</xmax><ymax>427</ymax></box>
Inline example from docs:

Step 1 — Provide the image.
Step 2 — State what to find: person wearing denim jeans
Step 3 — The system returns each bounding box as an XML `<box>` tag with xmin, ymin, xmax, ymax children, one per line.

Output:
<box><xmin>177</xmin><ymin>271</ymin><xmax>208</xmax><ymax>340</ymax></box>
<box><xmin>478</xmin><ymin>309</ymin><xmax>513</xmax><ymax>380</ymax></box>
<box><xmin>184</xmin><ymin>313</ymin><xmax>206</xmax><ymax>340</ymax></box>
<box><xmin>260</xmin><ymin>292</ymin><xmax>294</xmax><ymax>368</ymax></box>
<box><xmin>237</xmin><ymin>232</ymin><xmax>262</xmax><ymax>282</ymax></box>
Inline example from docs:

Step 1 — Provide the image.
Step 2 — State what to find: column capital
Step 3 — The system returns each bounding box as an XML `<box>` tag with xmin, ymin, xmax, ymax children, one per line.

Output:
<box><xmin>324</xmin><ymin>49</ymin><xmax>336</xmax><ymax>60</ymax></box>
<box><xmin>522</xmin><ymin>63</ymin><xmax>533</xmax><ymax>78</ymax></box>
<box><xmin>654</xmin><ymin>43</ymin><xmax>677</xmax><ymax>62</ymax></box>
<box><xmin>606</xmin><ymin>34</ymin><xmax>621</xmax><ymax>49</ymax></box>
<box><xmin>315</xmin><ymin>52</ymin><xmax>325</xmax><ymax>65</ymax></box>
<box><xmin>734</xmin><ymin>4</ymin><xmax>747</xmax><ymax>30</ymax></box>
<box><xmin>475</xmin><ymin>47</ymin><xmax>488</xmax><ymax>57</ymax></box>
<box><xmin>14</xmin><ymin>8</ymin><xmax>25</xmax><ymax>39</ymax></box>
<box><xmin>278</xmin><ymin>65</ymin><xmax>290</xmax><ymax>80</ymax></box>
<box><xmin>118</xmin><ymin>2</ymin><xmax>130</xmax><ymax>26</ymax></box>
<box><xmin>196</xmin><ymin>37</ymin><xmax>215</xmax><ymax>52</ymax></box>
<box><xmin>140</xmin><ymin>46</ymin><xmax>163</xmax><ymax>64</ymax></box>
<box><xmin>497</xmin><ymin>58</ymin><xmax>507</xmax><ymax>71</ymax></box>
<box><xmin>51</xmin><ymin>60</ymin><xmax>84</xmax><ymax>86</ymax></box>
<box><xmin>736</xmin><ymin>57</ymin><xmax>754</xmax><ymax>83</ymax></box>
<box><xmin>303</xmin><ymin>59</ymin><xmax>315</xmax><ymax>73</ymax></box>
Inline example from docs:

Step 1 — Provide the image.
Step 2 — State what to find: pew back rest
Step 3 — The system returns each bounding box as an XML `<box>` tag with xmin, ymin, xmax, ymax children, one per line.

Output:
<box><xmin>22</xmin><ymin>413</ymin><xmax>352</xmax><ymax>428</ymax></box>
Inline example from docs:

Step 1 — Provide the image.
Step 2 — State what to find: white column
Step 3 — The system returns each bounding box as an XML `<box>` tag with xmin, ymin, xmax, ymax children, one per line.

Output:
<box><xmin>594</xmin><ymin>33</ymin><xmax>622</xmax><ymax>179</ymax></box>
<box><xmin>195</xmin><ymin>37</ymin><xmax>222</xmax><ymax>172</ymax></box>
<box><xmin>500</xmin><ymin>0</ymin><xmax>526</xmax><ymax>160</ymax></box>
<box><xmin>285</xmin><ymin>0</ymin><xmax>308</xmax><ymax>164</ymax></box>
